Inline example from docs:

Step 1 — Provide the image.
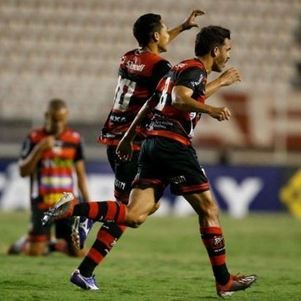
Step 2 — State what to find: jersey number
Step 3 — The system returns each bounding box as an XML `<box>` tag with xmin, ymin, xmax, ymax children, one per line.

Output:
<box><xmin>113</xmin><ymin>76</ymin><xmax>136</xmax><ymax>111</ymax></box>
<box><xmin>155</xmin><ymin>77</ymin><xmax>171</xmax><ymax>111</ymax></box>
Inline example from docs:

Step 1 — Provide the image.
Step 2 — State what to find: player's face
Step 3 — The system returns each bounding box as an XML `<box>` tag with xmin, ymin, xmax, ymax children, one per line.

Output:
<box><xmin>157</xmin><ymin>22</ymin><xmax>169</xmax><ymax>53</ymax></box>
<box><xmin>45</xmin><ymin>107</ymin><xmax>68</xmax><ymax>136</ymax></box>
<box><xmin>212</xmin><ymin>38</ymin><xmax>231</xmax><ymax>72</ymax></box>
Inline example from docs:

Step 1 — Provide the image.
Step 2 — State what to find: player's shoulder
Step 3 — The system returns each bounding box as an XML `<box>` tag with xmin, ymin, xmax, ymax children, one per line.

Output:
<box><xmin>120</xmin><ymin>48</ymin><xmax>170</xmax><ymax>76</ymax></box>
<box><xmin>121</xmin><ymin>48</ymin><xmax>143</xmax><ymax>62</ymax></box>
<box><xmin>62</xmin><ymin>128</ymin><xmax>81</xmax><ymax>143</ymax></box>
<box><xmin>174</xmin><ymin>58</ymin><xmax>205</xmax><ymax>71</ymax></box>
<box><xmin>144</xmin><ymin>51</ymin><xmax>169</xmax><ymax>65</ymax></box>
<box><xmin>28</xmin><ymin>127</ymin><xmax>46</xmax><ymax>142</ymax></box>
<box><xmin>123</xmin><ymin>48</ymin><xmax>168</xmax><ymax>64</ymax></box>
<box><xmin>122</xmin><ymin>48</ymin><xmax>137</xmax><ymax>58</ymax></box>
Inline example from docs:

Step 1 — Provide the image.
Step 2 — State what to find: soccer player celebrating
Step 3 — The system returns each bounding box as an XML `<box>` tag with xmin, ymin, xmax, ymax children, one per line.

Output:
<box><xmin>70</xmin><ymin>10</ymin><xmax>205</xmax><ymax>288</ymax></box>
<box><xmin>43</xmin><ymin>26</ymin><xmax>257</xmax><ymax>297</ymax></box>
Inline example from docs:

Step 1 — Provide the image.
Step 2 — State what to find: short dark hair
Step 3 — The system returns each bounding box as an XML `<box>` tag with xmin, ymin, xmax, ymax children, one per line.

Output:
<box><xmin>48</xmin><ymin>98</ymin><xmax>67</xmax><ymax>111</ymax></box>
<box><xmin>195</xmin><ymin>26</ymin><xmax>231</xmax><ymax>57</ymax></box>
<box><xmin>133</xmin><ymin>13</ymin><xmax>163</xmax><ymax>47</ymax></box>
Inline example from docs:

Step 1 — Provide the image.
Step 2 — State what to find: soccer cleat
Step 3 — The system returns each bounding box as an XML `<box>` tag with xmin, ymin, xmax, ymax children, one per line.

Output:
<box><xmin>72</xmin><ymin>216</ymin><xmax>94</xmax><ymax>249</ymax></box>
<box><xmin>42</xmin><ymin>192</ymin><xmax>76</xmax><ymax>226</ymax></box>
<box><xmin>216</xmin><ymin>274</ymin><xmax>257</xmax><ymax>297</ymax></box>
<box><xmin>7</xmin><ymin>235</ymin><xmax>28</xmax><ymax>255</ymax></box>
<box><xmin>70</xmin><ymin>269</ymin><xmax>99</xmax><ymax>290</ymax></box>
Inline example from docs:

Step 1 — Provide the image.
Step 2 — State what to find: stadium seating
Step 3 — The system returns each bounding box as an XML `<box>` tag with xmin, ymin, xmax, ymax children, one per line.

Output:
<box><xmin>0</xmin><ymin>0</ymin><xmax>300</xmax><ymax>157</ymax></box>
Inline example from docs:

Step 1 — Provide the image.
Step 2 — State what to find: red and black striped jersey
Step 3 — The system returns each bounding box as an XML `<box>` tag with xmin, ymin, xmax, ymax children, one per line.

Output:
<box><xmin>145</xmin><ymin>58</ymin><xmax>207</xmax><ymax>146</ymax></box>
<box><xmin>99</xmin><ymin>48</ymin><xmax>171</xmax><ymax>148</ymax></box>
<box><xmin>20</xmin><ymin>127</ymin><xmax>84</xmax><ymax>208</ymax></box>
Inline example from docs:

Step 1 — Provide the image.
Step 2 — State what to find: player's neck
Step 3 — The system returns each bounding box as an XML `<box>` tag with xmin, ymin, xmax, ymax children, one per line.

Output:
<box><xmin>142</xmin><ymin>44</ymin><xmax>160</xmax><ymax>55</ymax></box>
<box><xmin>196</xmin><ymin>55</ymin><xmax>213</xmax><ymax>74</ymax></box>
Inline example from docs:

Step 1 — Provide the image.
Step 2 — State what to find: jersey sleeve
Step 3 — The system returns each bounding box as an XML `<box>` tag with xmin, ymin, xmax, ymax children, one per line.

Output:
<box><xmin>175</xmin><ymin>67</ymin><xmax>206</xmax><ymax>91</ymax></box>
<box><xmin>19</xmin><ymin>136</ymin><xmax>35</xmax><ymax>160</ymax></box>
<box><xmin>74</xmin><ymin>139</ymin><xmax>85</xmax><ymax>162</ymax></box>
<box><xmin>150</xmin><ymin>60</ymin><xmax>172</xmax><ymax>91</ymax></box>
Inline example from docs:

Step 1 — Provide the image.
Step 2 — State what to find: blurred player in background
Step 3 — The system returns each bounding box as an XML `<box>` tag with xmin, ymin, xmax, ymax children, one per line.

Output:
<box><xmin>8</xmin><ymin>99</ymin><xmax>90</xmax><ymax>256</ymax></box>
<box><xmin>43</xmin><ymin>26</ymin><xmax>257</xmax><ymax>297</ymax></box>
<box><xmin>70</xmin><ymin>9</ymin><xmax>205</xmax><ymax>288</ymax></box>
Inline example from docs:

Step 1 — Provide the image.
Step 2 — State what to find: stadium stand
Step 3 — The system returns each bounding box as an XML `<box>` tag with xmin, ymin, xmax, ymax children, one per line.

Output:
<box><xmin>0</xmin><ymin>0</ymin><xmax>300</xmax><ymax>164</ymax></box>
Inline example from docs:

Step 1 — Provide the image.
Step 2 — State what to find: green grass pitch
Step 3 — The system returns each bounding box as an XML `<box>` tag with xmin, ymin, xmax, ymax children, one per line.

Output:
<box><xmin>0</xmin><ymin>211</ymin><xmax>300</xmax><ymax>301</ymax></box>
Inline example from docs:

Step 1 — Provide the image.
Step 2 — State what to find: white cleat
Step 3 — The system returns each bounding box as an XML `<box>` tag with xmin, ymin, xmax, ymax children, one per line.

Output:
<box><xmin>42</xmin><ymin>192</ymin><xmax>75</xmax><ymax>226</ymax></box>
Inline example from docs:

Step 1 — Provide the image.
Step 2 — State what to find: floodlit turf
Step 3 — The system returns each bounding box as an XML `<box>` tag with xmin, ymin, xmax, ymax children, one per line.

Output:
<box><xmin>0</xmin><ymin>211</ymin><xmax>301</xmax><ymax>301</ymax></box>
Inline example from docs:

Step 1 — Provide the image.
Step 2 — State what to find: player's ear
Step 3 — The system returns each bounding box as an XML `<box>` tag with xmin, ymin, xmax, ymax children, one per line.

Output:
<box><xmin>211</xmin><ymin>46</ymin><xmax>219</xmax><ymax>58</ymax></box>
<box><xmin>153</xmin><ymin>31</ymin><xmax>160</xmax><ymax>42</ymax></box>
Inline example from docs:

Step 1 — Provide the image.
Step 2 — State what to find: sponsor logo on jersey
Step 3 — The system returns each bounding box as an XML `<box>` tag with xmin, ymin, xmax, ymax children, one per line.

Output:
<box><xmin>192</xmin><ymin>74</ymin><xmax>204</xmax><ymax>87</ymax></box>
<box><xmin>126</xmin><ymin>61</ymin><xmax>145</xmax><ymax>72</ymax></box>
<box><xmin>174</xmin><ymin>63</ymin><xmax>186</xmax><ymax>70</ymax></box>
<box><xmin>110</xmin><ymin>115</ymin><xmax>127</xmax><ymax>123</ymax></box>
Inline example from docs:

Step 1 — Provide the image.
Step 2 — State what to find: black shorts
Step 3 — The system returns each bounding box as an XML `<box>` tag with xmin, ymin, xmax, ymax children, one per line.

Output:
<box><xmin>107</xmin><ymin>145</ymin><xmax>140</xmax><ymax>203</ymax></box>
<box><xmin>29</xmin><ymin>200</ymin><xmax>76</xmax><ymax>244</ymax></box>
<box><xmin>133</xmin><ymin>137</ymin><xmax>209</xmax><ymax>199</ymax></box>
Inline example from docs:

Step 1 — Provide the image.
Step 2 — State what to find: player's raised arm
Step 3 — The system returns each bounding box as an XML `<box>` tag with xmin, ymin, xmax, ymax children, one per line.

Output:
<box><xmin>172</xmin><ymin>85</ymin><xmax>231</xmax><ymax>121</ymax></box>
<box><xmin>116</xmin><ymin>101</ymin><xmax>152</xmax><ymax>161</ymax></box>
<box><xmin>168</xmin><ymin>9</ymin><xmax>205</xmax><ymax>42</ymax></box>
<box><xmin>206</xmin><ymin>67</ymin><xmax>241</xmax><ymax>99</ymax></box>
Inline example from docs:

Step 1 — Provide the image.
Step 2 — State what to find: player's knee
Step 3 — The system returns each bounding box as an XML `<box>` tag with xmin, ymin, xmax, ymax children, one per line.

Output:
<box><xmin>126</xmin><ymin>214</ymin><xmax>146</xmax><ymax>228</ymax></box>
<box><xmin>148</xmin><ymin>202</ymin><xmax>160</xmax><ymax>216</ymax></box>
<box><xmin>27</xmin><ymin>242</ymin><xmax>47</xmax><ymax>256</ymax></box>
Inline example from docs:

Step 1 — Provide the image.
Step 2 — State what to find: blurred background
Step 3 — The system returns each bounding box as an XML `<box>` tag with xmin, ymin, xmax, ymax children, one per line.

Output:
<box><xmin>0</xmin><ymin>0</ymin><xmax>301</xmax><ymax>217</ymax></box>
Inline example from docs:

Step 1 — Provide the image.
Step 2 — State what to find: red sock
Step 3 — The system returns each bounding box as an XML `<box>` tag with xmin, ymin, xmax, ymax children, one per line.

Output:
<box><xmin>73</xmin><ymin>201</ymin><xmax>127</xmax><ymax>224</ymax></box>
<box><xmin>78</xmin><ymin>223</ymin><xmax>127</xmax><ymax>277</ymax></box>
<box><xmin>201</xmin><ymin>227</ymin><xmax>230</xmax><ymax>285</ymax></box>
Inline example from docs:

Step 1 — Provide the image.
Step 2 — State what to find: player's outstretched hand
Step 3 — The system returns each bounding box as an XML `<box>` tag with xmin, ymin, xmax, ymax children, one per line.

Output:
<box><xmin>116</xmin><ymin>137</ymin><xmax>133</xmax><ymax>162</ymax></box>
<box><xmin>209</xmin><ymin>106</ymin><xmax>231</xmax><ymax>121</ymax></box>
<box><xmin>182</xmin><ymin>9</ymin><xmax>205</xmax><ymax>30</ymax></box>
<box><xmin>218</xmin><ymin>68</ymin><xmax>241</xmax><ymax>86</ymax></box>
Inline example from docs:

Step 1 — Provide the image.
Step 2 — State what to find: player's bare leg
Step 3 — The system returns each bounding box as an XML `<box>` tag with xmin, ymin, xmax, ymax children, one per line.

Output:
<box><xmin>184</xmin><ymin>191</ymin><xmax>256</xmax><ymax>297</ymax></box>
<box><xmin>125</xmin><ymin>187</ymin><xmax>158</xmax><ymax>227</ymax></box>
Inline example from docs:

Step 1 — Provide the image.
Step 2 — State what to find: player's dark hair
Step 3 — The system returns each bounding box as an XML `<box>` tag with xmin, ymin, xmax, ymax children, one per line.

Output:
<box><xmin>133</xmin><ymin>13</ymin><xmax>163</xmax><ymax>47</ymax></box>
<box><xmin>48</xmin><ymin>98</ymin><xmax>67</xmax><ymax>111</ymax></box>
<box><xmin>195</xmin><ymin>26</ymin><xmax>231</xmax><ymax>56</ymax></box>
